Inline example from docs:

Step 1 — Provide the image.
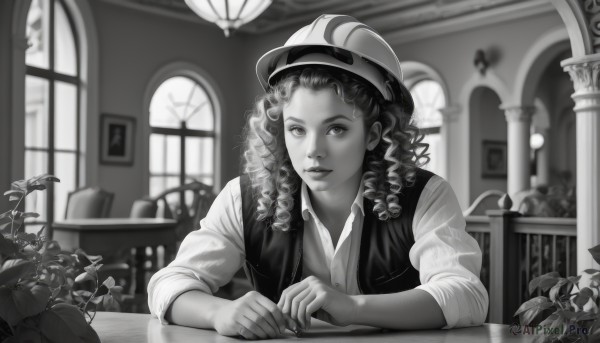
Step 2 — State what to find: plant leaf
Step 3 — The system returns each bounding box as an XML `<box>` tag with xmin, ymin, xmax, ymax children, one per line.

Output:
<box><xmin>3</xmin><ymin>190</ymin><xmax>24</xmax><ymax>202</ymax></box>
<box><xmin>529</xmin><ymin>272</ymin><xmax>561</xmax><ymax>294</ymax></box>
<box><xmin>12</xmin><ymin>284</ymin><xmax>51</xmax><ymax>318</ymax></box>
<box><xmin>573</xmin><ymin>287</ymin><xmax>593</xmax><ymax>308</ymax></box>
<box><xmin>589</xmin><ymin>244</ymin><xmax>600</xmax><ymax>265</ymax></box>
<box><xmin>0</xmin><ymin>260</ymin><xmax>33</xmax><ymax>286</ymax></box>
<box><xmin>74</xmin><ymin>271</ymin><xmax>96</xmax><ymax>283</ymax></box>
<box><xmin>514</xmin><ymin>296</ymin><xmax>553</xmax><ymax>325</ymax></box>
<box><xmin>102</xmin><ymin>276</ymin><xmax>115</xmax><ymax>289</ymax></box>
<box><xmin>0</xmin><ymin>235</ymin><xmax>19</xmax><ymax>256</ymax></box>
<box><xmin>39</xmin><ymin>303</ymin><xmax>100</xmax><ymax>343</ymax></box>
<box><xmin>549</xmin><ymin>278</ymin><xmax>568</xmax><ymax>302</ymax></box>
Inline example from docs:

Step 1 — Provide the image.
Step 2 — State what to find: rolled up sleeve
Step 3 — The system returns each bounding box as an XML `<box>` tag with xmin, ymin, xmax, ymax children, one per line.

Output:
<box><xmin>410</xmin><ymin>176</ymin><xmax>489</xmax><ymax>328</ymax></box>
<box><xmin>147</xmin><ymin>177</ymin><xmax>245</xmax><ymax>324</ymax></box>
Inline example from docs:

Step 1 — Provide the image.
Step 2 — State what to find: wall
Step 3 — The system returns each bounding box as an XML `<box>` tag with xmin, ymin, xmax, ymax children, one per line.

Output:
<box><xmin>0</xmin><ymin>0</ymin><xmax>14</xmax><ymax>212</ymax></box>
<box><xmin>469</xmin><ymin>87</ymin><xmax>508</xmax><ymax>201</ymax></box>
<box><xmin>89</xmin><ymin>1</ymin><xmax>248</xmax><ymax>217</ymax></box>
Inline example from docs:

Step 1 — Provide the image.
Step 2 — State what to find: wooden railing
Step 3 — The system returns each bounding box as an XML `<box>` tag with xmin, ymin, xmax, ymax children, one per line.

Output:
<box><xmin>465</xmin><ymin>211</ymin><xmax>577</xmax><ymax>324</ymax></box>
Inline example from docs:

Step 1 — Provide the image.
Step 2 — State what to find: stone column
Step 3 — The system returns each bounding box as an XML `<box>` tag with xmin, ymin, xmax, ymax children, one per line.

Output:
<box><xmin>562</xmin><ymin>55</ymin><xmax>600</xmax><ymax>272</ymax></box>
<box><xmin>502</xmin><ymin>105</ymin><xmax>535</xmax><ymax>197</ymax></box>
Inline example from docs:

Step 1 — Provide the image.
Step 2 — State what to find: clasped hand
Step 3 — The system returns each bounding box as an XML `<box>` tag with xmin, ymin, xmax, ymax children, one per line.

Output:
<box><xmin>212</xmin><ymin>276</ymin><xmax>357</xmax><ymax>339</ymax></box>
<box><xmin>278</xmin><ymin>276</ymin><xmax>357</xmax><ymax>331</ymax></box>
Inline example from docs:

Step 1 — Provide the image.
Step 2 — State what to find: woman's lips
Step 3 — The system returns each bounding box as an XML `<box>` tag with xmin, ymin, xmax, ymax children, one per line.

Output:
<box><xmin>305</xmin><ymin>169</ymin><xmax>332</xmax><ymax>179</ymax></box>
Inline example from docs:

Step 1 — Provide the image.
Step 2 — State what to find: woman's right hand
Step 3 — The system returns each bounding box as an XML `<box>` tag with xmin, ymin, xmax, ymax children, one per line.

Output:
<box><xmin>212</xmin><ymin>291</ymin><xmax>296</xmax><ymax>339</ymax></box>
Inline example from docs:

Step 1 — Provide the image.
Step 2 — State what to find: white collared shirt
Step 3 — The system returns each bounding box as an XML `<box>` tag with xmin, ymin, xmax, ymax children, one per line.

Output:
<box><xmin>148</xmin><ymin>175</ymin><xmax>489</xmax><ymax>329</ymax></box>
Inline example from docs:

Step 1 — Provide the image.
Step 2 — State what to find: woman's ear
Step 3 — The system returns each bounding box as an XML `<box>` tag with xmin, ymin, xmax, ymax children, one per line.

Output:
<box><xmin>366</xmin><ymin>122</ymin><xmax>382</xmax><ymax>151</ymax></box>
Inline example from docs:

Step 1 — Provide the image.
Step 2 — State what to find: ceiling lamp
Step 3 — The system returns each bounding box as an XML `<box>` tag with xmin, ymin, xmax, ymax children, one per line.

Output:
<box><xmin>184</xmin><ymin>0</ymin><xmax>272</xmax><ymax>37</ymax></box>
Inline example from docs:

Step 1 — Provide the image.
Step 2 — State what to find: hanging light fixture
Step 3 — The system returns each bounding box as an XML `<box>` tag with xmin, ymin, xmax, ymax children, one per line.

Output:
<box><xmin>184</xmin><ymin>0</ymin><xmax>272</xmax><ymax>37</ymax></box>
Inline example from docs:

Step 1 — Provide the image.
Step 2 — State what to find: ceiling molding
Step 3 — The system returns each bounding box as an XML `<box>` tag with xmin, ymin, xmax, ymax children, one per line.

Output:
<box><xmin>99</xmin><ymin>0</ymin><xmax>556</xmax><ymax>42</ymax></box>
<box><xmin>384</xmin><ymin>0</ymin><xmax>555</xmax><ymax>46</ymax></box>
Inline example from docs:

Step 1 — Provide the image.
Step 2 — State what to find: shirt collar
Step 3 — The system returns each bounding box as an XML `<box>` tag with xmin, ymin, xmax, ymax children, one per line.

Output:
<box><xmin>300</xmin><ymin>180</ymin><xmax>365</xmax><ymax>221</ymax></box>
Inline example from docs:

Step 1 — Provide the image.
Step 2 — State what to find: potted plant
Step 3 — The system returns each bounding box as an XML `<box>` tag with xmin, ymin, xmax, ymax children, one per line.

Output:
<box><xmin>515</xmin><ymin>245</ymin><xmax>600</xmax><ymax>342</ymax></box>
<box><xmin>0</xmin><ymin>174</ymin><xmax>122</xmax><ymax>343</ymax></box>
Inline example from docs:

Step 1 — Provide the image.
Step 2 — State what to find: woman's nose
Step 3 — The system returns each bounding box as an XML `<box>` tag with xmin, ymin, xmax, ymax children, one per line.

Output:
<box><xmin>306</xmin><ymin>134</ymin><xmax>325</xmax><ymax>159</ymax></box>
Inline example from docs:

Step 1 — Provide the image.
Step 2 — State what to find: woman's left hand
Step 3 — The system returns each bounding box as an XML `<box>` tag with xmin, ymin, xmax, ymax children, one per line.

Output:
<box><xmin>277</xmin><ymin>276</ymin><xmax>358</xmax><ymax>330</ymax></box>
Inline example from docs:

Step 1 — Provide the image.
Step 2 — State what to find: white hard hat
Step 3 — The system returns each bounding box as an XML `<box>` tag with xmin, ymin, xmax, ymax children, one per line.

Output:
<box><xmin>256</xmin><ymin>14</ymin><xmax>414</xmax><ymax>114</ymax></box>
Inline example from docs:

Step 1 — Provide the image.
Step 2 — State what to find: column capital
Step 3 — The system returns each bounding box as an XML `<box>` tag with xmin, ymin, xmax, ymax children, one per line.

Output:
<box><xmin>561</xmin><ymin>55</ymin><xmax>600</xmax><ymax>93</ymax></box>
<box><xmin>501</xmin><ymin>105</ymin><xmax>535</xmax><ymax>123</ymax></box>
<box><xmin>438</xmin><ymin>104</ymin><xmax>461</xmax><ymax>123</ymax></box>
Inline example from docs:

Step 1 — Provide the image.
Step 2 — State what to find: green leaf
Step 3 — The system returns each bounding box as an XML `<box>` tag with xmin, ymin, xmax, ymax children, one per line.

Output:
<box><xmin>40</xmin><ymin>240</ymin><xmax>61</xmax><ymax>257</ymax></box>
<box><xmin>16</xmin><ymin>232</ymin><xmax>37</xmax><ymax>243</ymax></box>
<box><xmin>0</xmin><ymin>260</ymin><xmax>33</xmax><ymax>286</ymax></box>
<box><xmin>102</xmin><ymin>276</ymin><xmax>116</xmax><ymax>289</ymax></box>
<box><xmin>21</xmin><ymin>212</ymin><xmax>39</xmax><ymax>219</ymax></box>
<box><xmin>529</xmin><ymin>272</ymin><xmax>561</xmax><ymax>294</ymax></box>
<box><xmin>0</xmin><ymin>235</ymin><xmax>19</xmax><ymax>256</ymax></box>
<box><xmin>29</xmin><ymin>174</ymin><xmax>60</xmax><ymax>185</ymax></box>
<box><xmin>573</xmin><ymin>287</ymin><xmax>593</xmax><ymax>308</ymax></box>
<box><xmin>12</xmin><ymin>284</ymin><xmax>51</xmax><ymax>317</ymax></box>
<box><xmin>0</xmin><ymin>284</ymin><xmax>50</xmax><ymax>326</ymax></box>
<box><xmin>74</xmin><ymin>271</ymin><xmax>96</xmax><ymax>283</ymax></box>
<box><xmin>567</xmin><ymin>275</ymin><xmax>581</xmax><ymax>284</ymax></box>
<box><xmin>10</xmin><ymin>179</ymin><xmax>27</xmax><ymax>193</ymax></box>
<box><xmin>39</xmin><ymin>303</ymin><xmax>100</xmax><ymax>343</ymax></box>
<box><xmin>36</xmin><ymin>226</ymin><xmax>48</xmax><ymax>240</ymax></box>
<box><xmin>102</xmin><ymin>294</ymin><xmax>120</xmax><ymax>312</ymax></box>
<box><xmin>514</xmin><ymin>296</ymin><xmax>554</xmax><ymax>325</ymax></box>
<box><xmin>584</xmin><ymin>269</ymin><xmax>600</xmax><ymax>274</ymax></box>
<box><xmin>589</xmin><ymin>244</ymin><xmax>600</xmax><ymax>265</ymax></box>
<box><xmin>549</xmin><ymin>279</ymin><xmax>568</xmax><ymax>302</ymax></box>
<box><xmin>3</xmin><ymin>190</ymin><xmax>24</xmax><ymax>202</ymax></box>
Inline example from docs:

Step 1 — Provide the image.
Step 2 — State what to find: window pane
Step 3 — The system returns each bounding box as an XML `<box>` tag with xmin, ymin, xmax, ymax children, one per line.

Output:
<box><xmin>150</xmin><ymin>76</ymin><xmax>214</xmax><ymax>130</ymax></box>
<box><xmin>150</xmin><ymin>134</ymin><xmax>181</xmax><ymax>174</ymax></box>
<box><xmin>150</xmin><ymin>176</ymin><xmax>179</xmax><ymax>198</ymax></box>
<box><xmin>410</xmin><ymin>80</ymin><xmax>444</xmax><ymax>129</ymax></box>
<box><xmin>54</xmin><ymin>152</ymin><xmax>76</xmax><ymax>220</ymax></box>
<box><xmin>55</xmin><ymin>81</ymin><xmax>77</xmax><ymax>150</ymax></box>
<box><xmin>26</xmin><ymin>0</ymin><xmax>49</xmax><ymax>69</ymax></box>
<box><xmin>185</xmin><ymin>137</ymin><xmax>213</xmax><ymax>186</ymax></box>
<box><xmin>25</xmin><ymin>76</ymin><xmax>49</xmax><ymax>149</ymax></box>
<box><xmin>54</xmin><ymin>1</ymin><xmax>77</xmax><ymax>76</ymax></box>
<box><xmin>24</xmin><ymin>150</ymin><xmax>48</xmax><ymax>222</ymax></box>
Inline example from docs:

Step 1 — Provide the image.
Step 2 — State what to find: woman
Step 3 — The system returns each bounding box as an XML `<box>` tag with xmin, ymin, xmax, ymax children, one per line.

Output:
<box><xmin>148</xmin><ymin>14</ymin><xmax>488</xmax><ymax>340</ymax></box>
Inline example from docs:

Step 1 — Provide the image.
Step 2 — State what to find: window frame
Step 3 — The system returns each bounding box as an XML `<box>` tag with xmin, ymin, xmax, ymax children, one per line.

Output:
<box><xmin>143</xmin><ymin>63</ymin><xmax>223</xmax><ymax>197</ymax></box>
<box><xmin>24</xmin><ymin>0</ymin><xmax>81</xmax><ymax>226</ymax></box>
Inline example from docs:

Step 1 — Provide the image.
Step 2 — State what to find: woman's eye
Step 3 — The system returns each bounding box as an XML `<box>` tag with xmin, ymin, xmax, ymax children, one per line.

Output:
<box><xmin>288</xmin><ymin>126</ymin><xmax>305</xmax><ymax>136</ymax></box>
<box><xmin>327</xmin><ymin>126</ymin><xmax>347</xmax><ymax>135</ymax></box>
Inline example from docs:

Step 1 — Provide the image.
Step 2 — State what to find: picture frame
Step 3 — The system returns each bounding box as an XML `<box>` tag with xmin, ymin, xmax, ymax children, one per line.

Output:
<box><xmin>100</xmin><ymin>114</ymin><xmax>136</xmax><ymax>165</ymax></box>
<box><xmin>482</xmin><ymin>140</ymin><xmax>507</xmax><ymax>178</ymax></box>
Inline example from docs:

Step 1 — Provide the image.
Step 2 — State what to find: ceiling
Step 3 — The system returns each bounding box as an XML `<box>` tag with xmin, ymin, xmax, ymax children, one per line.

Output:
<box><xmin>121</xmin><ymin>0</ymin><xmax>545</xmax><ymax>35</ymax></box>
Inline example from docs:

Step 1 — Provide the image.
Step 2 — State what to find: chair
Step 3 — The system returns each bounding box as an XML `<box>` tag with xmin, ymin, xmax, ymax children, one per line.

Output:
<box><xmin>153</xmin><ymin>181</ymin><xmax>216</xmax><ymax>243</ymax></box>
<box><xmin>463</xmin><ymin>190</ymin><xmax>506</xmax><ymax>216</ymax></box>
<box><xmin>129</xmin><ymin>198</ymin><xmax>158</xmax><ymax>218</ymax></box>
<box><xmin>64</xmin><ymin>187</ymin><xmax>114</xmax><ymax>219</ymax></box>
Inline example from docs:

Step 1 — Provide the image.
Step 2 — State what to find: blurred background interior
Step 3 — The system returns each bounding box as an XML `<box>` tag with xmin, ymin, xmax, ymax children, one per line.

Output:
<box><xmin>0</xmin><ymin>0</ymin><xmax>597</xmax><ymax>321</ymax></box>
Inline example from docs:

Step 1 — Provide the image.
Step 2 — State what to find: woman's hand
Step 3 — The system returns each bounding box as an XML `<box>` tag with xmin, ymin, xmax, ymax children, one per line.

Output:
<box><xmin>277</xmin><ymin>276</ymin><xmax>358</xmax><ymax>330</ymax></box>
<box><xmin>212</xmin><ymin>291</ymin><xmax>295</xmax><ymax>339</ymax></box>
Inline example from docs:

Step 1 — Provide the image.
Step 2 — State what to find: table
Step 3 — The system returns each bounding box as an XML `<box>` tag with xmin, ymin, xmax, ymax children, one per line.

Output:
<box><xmin>92</xmin><ymin>312</ymin><xmax>537</xmax><ymax>342</ymax></box>
<box><xmin>53</xmin><ymin>218</ymin><xmax>178</xmax><ymax>294</ymax></box>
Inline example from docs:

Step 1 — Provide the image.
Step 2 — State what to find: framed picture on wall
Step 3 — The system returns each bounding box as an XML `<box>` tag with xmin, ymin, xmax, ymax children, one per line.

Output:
<box><xmin>100</xmin><ymin>114</ymin><xmax>136</xmax><ymax>165</ymax></box>
<box><xmin>482</xmin><ymin>140</ymin><xmax>507</xmax><ymax>178</ymax></box>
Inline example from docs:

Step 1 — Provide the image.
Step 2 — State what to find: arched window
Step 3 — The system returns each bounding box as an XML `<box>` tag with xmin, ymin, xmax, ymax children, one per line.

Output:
<box><xmin>149</xmin><ymin>76</ymin><xmax>216</xmax><ymax>196</ymax></box>
<box><xmin>409</xmin><ymin>79</ymin><xmax>445</xmax><ymax>176</ymax></box>
<box><xmin>24</xmin><ymin>0</ymin><xmax>81</xmax><ymax>228</ymax></box>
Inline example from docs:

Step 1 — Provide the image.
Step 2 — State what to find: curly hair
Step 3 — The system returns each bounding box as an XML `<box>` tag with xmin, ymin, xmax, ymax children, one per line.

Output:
<box><xmin>242</xmin><ymin>66</ymin><xmax>429</xmax><ymax>231</ymax></box>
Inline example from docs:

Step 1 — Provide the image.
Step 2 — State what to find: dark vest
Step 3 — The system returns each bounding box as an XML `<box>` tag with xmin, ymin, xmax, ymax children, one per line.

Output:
<box><xmin>241</xmin><ymin>168</ymin><xmax>433</xmax><ymax>303</ymax></box>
